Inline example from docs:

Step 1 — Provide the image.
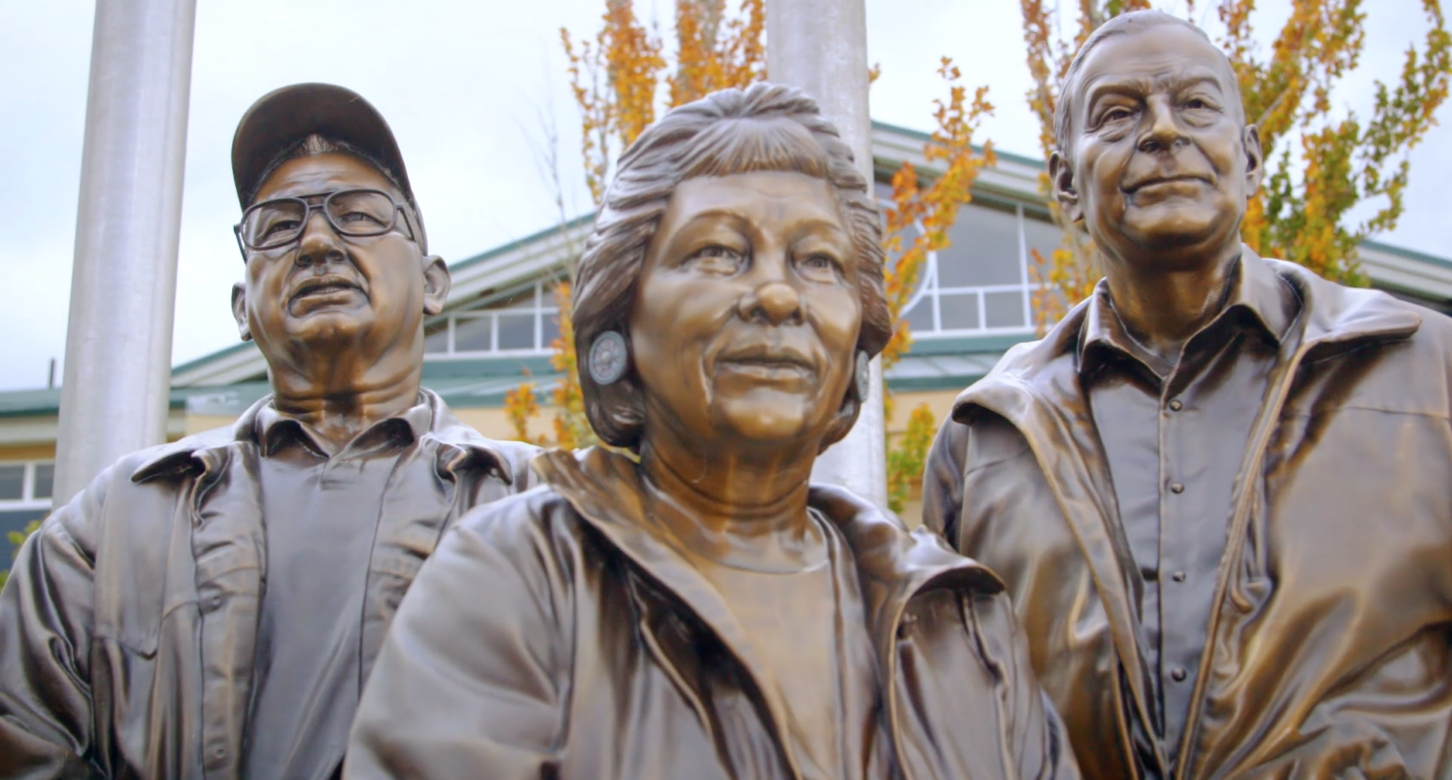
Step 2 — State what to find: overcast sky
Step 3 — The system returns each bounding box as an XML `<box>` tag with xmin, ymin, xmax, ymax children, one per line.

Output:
<box><xmin>0</xmin><ymin>0</ymin><xmax>1446</xmax><ymax>391</ymax></box>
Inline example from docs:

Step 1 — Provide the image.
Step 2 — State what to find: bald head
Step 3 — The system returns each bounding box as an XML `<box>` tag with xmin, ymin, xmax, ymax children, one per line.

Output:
<box><xmin>1055</xmin><ymin>11</ymin><xmax>1244</xmax><ymax>160</ymax></box>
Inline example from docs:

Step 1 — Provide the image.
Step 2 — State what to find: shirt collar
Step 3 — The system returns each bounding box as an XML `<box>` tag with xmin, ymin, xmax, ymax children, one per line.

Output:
<box><xmin>248</xmin><ymin>393</ymin><xmax>434</xmax><ymax>458</ymax></box>
<box><xmin>1077</xmin><ymin>251</ymin><xmax>1299</xmax><ymax>379</ymax></box>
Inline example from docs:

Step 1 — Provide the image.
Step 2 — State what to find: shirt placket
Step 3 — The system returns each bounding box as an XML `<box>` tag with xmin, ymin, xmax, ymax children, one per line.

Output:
<box><xmin>1157</xmin><ymin>341</ymin><xmax>1243</xmax><ymax>770</ymax></box>
<box><xmin>1156</xmin><ymin>375</ymin><xmax>1197</xmax><ymax>761</ymax></box>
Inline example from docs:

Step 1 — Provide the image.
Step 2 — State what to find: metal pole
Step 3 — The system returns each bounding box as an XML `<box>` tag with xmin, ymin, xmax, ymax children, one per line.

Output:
<box><xmin>767</xmin><ymin>0</ymin><xmax>887</xmax><ymax>507</ymax></box>
<box><xmin>53</xmin><ymin>0</ymin><xmax>197</xmax><ymax>506</ymax></box>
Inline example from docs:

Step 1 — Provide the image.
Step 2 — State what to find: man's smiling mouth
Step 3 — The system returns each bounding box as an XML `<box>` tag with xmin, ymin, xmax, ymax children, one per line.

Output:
<box><xmin>1124</xmin><ymin>174</ymin><xmax>1212</xmax><ymax>193</ymax></box>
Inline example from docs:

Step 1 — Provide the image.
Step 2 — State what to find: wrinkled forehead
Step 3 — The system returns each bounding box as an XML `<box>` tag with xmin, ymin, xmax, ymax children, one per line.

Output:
<box><xmin>656</xmin><ymin>171</ymin><xmax>848</xmax><ymax>236</ymax></box>
<box><xmin>252</xmin><ymin>152</ymin><xmax>403</xmax><ymax>205</ymax></box>
<box><xmin>1072</xmin><ymin>25</ymin><xmax>1241</xmax><ymax>111</ymax></box>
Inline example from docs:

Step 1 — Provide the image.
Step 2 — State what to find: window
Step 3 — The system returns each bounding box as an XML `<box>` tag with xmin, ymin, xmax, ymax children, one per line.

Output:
<box><xmin>0</xmin><ymin>462</ymin><xmax>54</xmax><ymax>508</ymax></box>
<box><xmin>885</xmin><ymin>186</ymin><xmax>1058</xmax><ymax>337</ymax></box>
<box><xmin>423</xmin><ymin>280</ymin><xmax>562</xmax><ymax>357</ymax></box>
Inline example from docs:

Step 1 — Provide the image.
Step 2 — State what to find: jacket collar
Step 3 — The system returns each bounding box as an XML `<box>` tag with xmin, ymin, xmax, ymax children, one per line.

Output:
<box><xmin>1077</xmin><ymin>250</ymin><xmax>1299</xmax><ymax>380</ymax></box>
<box><xmin>533</xmin><ymin>448</ymin><xmax>1003</xmax><ymax>640</ymax></box>
<box><xmin>129</xmin><ymin>387</ymin><xmax>515</xmax><ymax>486</ymax></box>
<box><xmin>957</xmin><ymin>246</ymin><xmax>1420</xmax><ymax>423</ymax></box>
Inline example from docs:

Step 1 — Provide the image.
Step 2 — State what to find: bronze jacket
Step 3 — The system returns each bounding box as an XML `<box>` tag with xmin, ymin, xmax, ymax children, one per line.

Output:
<box><xmin>924</xmin><ymin>249</ymin><xmax>1452</xmax><ymax>779</ymax></box>
<box><xmin>0</xmin><ymin>390</ymin><xmax>538</xmax><ymax>779</ymax></box>
<box><xmin>346</xmin><ymin>448</ymin><xmax>1080</xmax><ymax>780</ymax></box>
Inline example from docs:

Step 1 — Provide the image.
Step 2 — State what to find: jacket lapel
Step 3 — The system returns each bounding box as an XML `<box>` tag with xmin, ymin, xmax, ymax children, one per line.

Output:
<box><xmin>954</xmin><ymin>303</ymin><xmax>1166</xmax><ymax>775</ymax></box>
<box><xmin>1172</xmin><ymin>252</ymin><xmax>1422</xmax><ymax>776</ymax></box>
<box><xmin>533</xmin><ymin>448</ymin><xmax>805</xmax><ymax>779</ymax></box>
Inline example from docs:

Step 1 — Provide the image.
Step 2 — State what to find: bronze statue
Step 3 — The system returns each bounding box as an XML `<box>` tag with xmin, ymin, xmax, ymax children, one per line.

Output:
<box><xmin>924</xmin><ymin>10</ymin><xmax>1452</xmax><ymax>779</ymax></box>
<box><xmin>345</xmin><ymin>83</ymin><xmax>1078</xmax><ymax>780</ymax></box>
<box><xmin>0</xmin><ymin>83</ymin><xmax>538</xmax><ymax>779</ymax></box>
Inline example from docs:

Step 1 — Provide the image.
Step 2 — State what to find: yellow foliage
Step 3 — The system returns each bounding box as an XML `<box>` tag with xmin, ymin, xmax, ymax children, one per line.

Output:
<box><xmin>887</xmin><ymin>404</ymin><xmax>937</xmax><ymax>515</ymax></box>
<box><xmin>881</xmin><ymin>58</ymin><xmax>996</xmax><ymax>370</ymax></box>
<box><xmin>0</xmin><ymin>519</ymin><xmax>42</xmax><ymax>592</ymax></box>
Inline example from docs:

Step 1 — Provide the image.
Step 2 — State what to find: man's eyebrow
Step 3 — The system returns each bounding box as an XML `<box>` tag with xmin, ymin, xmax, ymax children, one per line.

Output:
<box><xmin>1082</xmin><ymin>69</ymin><xmax>1228</xmax><ymax>111</ymax></box>
<box><xmin>1082</xmin><ymin>77</ymin><xmax>1154</xmax><ymax>111</ymax></box>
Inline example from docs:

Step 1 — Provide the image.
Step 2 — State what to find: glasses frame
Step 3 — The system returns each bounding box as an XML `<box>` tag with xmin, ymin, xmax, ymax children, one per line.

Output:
<box><xmin>233</xmin><ymin>188</ymin><xmax>418</xmax><ymax>262</ymax></box>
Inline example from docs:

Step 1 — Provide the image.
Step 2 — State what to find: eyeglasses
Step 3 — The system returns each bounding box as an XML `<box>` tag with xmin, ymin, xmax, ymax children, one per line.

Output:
<box><xmin>233</xmin><ymin>188</ymin><xmax>417</xmax><ymax>261</ymax></box>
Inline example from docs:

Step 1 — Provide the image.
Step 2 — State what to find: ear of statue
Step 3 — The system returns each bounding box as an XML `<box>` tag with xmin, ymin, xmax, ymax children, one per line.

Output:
<box><xmin>1049</xmin><ymin>150</ymin><xmax>1082</xmax><ymax>223</ymax></box>
<box><xmin>423</xmin><ymin>255</ymin><xmax>451</xmax><ymax>316</ymax></box>
<box><xmin>1242</xmin><ymin>124</ymin><xmax>1265</xmax><ymax>199</ymax></box>
<box><xmin>231</xmin><ymin>282</ymin><xmax>252</xmax><ymax>342</ymax></box>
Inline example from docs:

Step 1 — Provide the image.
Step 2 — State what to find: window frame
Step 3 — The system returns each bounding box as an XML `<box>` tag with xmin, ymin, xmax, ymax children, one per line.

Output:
<box><xmin>0</xmin><ymin>461</ymin><xmax>54</xmax><ymax>510</ymax></box>
<box><xmin>423</xmin><ymin>279</ymin><xmax>563</xmax><ymax>359</ymax></box>
<box><xmin>893</xmin><ymin>194</ymin><xmax>1052</xmax><ymax>338</ymax></box>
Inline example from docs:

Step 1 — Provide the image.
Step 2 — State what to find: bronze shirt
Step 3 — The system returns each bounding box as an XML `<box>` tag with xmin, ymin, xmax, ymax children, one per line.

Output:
<box><xmin>682</xmin><ymin>509</ymin><xmax>887</xmax><ymax>779</ymax></box>
<box><xmin>244</xmin><ymin>400</ymin><xmax>433</xmax><ymax>780</ymax></box>
<box><xmin>1077</xmin><ymin>257</ymin><xmax>1298</xmax><ymax>768</ymax></box>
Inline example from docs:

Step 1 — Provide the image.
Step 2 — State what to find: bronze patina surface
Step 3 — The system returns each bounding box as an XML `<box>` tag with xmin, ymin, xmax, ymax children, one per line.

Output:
<box><xmin>346</xmin><ymin>83</ymin><xmax>1078</xmax><ymax>780</ymax></box>
<box><xmin>0</xmin><ymin>83</ymin><xmax>538</xmax><ymax>779</ymax></box>
<box><xmin>924</xmin><ymin>11</ymin><xmax>1452</xmax><ymax>780</ymax></box>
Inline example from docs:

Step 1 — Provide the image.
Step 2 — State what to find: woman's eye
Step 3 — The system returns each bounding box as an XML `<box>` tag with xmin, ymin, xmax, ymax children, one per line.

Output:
<box><xmin>686</xmin><ymin>244</ymin><xmax>745</xmax><ymax>273</ymax></box>
<box><xmin>798</xmin><ymin>253</ymin><xmax>843</xmax><ymax>281</ymax></box>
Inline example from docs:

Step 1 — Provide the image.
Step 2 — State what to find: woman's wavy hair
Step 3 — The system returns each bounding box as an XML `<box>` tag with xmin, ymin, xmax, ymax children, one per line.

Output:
<box><xmin>572</xmin><ymin>82</ymin><xmax>891</xmax><ymax>452</ymax></box>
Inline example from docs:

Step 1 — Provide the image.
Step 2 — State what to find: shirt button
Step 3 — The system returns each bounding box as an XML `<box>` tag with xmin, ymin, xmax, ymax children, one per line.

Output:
<box><xmin>1171</xmin><ymin>667</ymin><xmax>1188</xmax><ymax>682</ymax></box>
<box><xmin>1170</xmin><ymin>482</ymin><xmax>1185</xmax><ymax>494</ymax></box>
<box><xmin>1172</xmin><ymin>571</ymin><xmax>1187</xmax><ymax>582</ymax></box>
<box><xmin>1168</xmin><ymin>399</ymin><xmax>1184</xmax><ymax>412</ymax></box>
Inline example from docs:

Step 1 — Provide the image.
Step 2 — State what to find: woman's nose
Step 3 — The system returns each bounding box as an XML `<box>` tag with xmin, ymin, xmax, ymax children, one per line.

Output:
<box><xmin>738</xmin><ymin>280</ymin><xmax>803</xmax><ymax>325</ymax></box>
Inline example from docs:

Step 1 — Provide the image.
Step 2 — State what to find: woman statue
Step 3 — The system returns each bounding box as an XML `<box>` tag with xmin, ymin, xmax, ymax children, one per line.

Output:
<box><xmin>345</xmin><ymin>83</ymin><xmax>1078</xmax><ymax>780</ymax></box>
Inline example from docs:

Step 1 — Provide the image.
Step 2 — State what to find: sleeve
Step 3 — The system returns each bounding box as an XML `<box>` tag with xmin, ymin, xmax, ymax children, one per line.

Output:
<box><xmin>0</xmin><ymin>475</ymin><xmax>108</xmax><ymax>779</ymax></box>
<box><xmin>344</xmin><ymin>495</ymin><xmax>570</xmax><ymax>780</ymax></box>
<box><xmin>982</xmin><ymin>592</ymin><xmax>1081</xmax><ymax>780</ymax></box>
<box><xmin>921</xmin><ymin>416</ymin><xmax>970</xmax><ymax>548</ymax></box>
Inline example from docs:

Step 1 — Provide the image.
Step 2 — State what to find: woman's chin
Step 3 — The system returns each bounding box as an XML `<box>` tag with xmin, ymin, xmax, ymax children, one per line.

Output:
<box><xmin>707</xmin><ymin>396</ymin><xmax>824</xmax><ymax>450</ymax></box>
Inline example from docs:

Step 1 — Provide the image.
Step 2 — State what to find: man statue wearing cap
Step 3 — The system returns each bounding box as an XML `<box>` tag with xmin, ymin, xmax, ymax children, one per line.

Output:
<box><xmin>923</xmin><ymin>10</ymin><xmax>1452</xmax><ymax>780</ymax></box>
<box><xmin>0</xmin><ymin>84</ymin><xmax>538</xmax><ymax>779</ymax></box>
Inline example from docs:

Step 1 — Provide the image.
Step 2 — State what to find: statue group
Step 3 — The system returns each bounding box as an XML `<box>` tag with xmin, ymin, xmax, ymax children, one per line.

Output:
<box><xmin>3</xmin><ymin>10</ymin><xmax>1451</xmax><ymax>780</ymax></box>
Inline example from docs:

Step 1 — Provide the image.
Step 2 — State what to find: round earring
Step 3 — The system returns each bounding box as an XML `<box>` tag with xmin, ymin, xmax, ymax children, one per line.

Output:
<box><xmin>854</xmin><ymin>350</ymin><xmax>871</xmax><ymax>401</ymax></box>
<box><xmin>587</xmin><ymin>331</ymin><xmax>629</xmax><ymax>386</ymax></box>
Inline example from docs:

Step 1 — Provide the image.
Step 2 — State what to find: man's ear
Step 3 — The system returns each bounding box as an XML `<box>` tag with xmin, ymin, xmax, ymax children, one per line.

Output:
<box><xmin>1049</xmin><ymin>151</ymin><xmax>1083</xmax><ymax>223</ymax></box>
<box><xmin>422</xmin><ymin>255</ymin><xmax>451</xmax><ymax>316</ymax></box>
<box><xmin>1242</xmin><ymin>124</ymin><xmax>1264</xmax><ymax>199</ymax></box>
<box><xmin>231</xmin><ymin>282</ymin><xmax>252</xmax><ymax>342</ymax></box>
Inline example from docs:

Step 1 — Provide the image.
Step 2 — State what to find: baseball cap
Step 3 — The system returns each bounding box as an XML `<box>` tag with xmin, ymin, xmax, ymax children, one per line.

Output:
<box><xmin>231</xmin><ymin>83</ymin><xmax>426</xmax><ymax>251</ymax></box>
